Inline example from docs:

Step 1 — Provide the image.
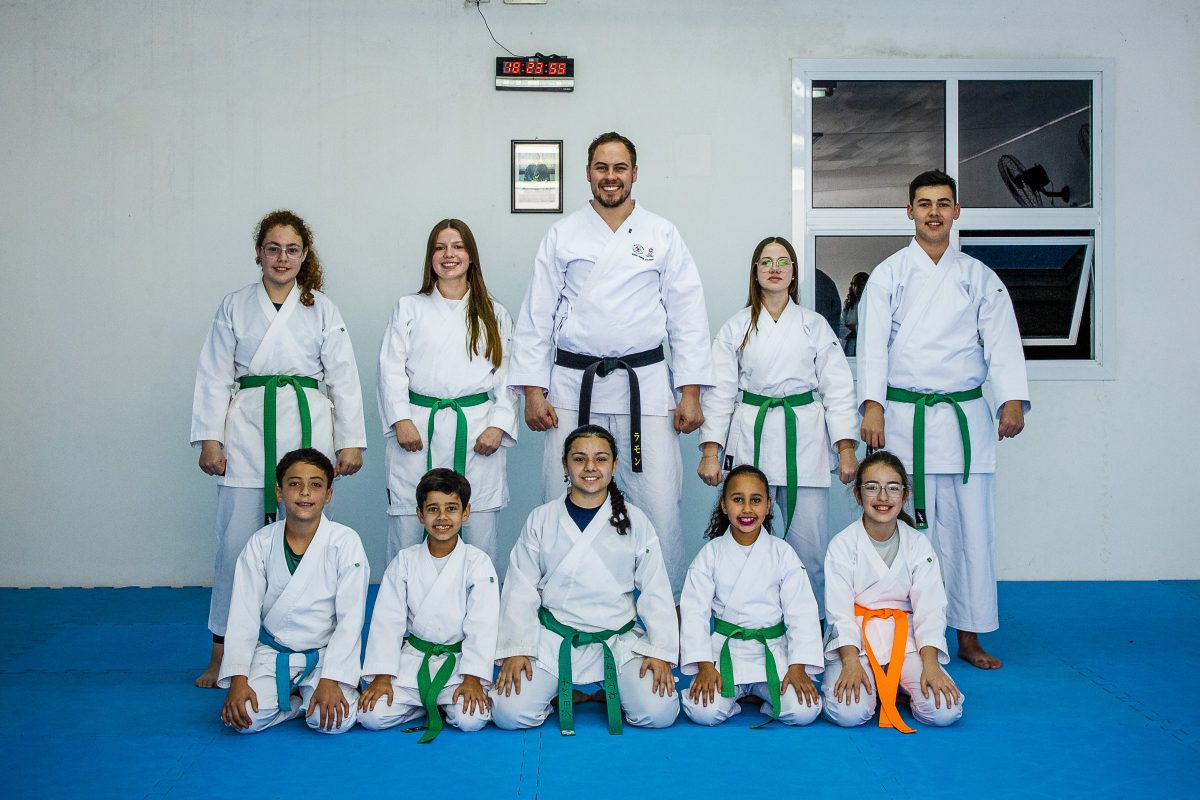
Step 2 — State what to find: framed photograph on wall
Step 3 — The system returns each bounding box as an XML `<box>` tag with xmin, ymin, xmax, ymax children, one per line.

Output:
<box><xmin>511</xmin><ymin>139</ymin><xmax>563</xmax><ymax>213</ymax></box>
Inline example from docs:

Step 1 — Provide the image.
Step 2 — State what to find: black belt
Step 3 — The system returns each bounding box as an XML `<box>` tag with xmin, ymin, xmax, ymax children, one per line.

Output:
<box><xmin>553</xmin><ymin>345</ymin><xmax>665</xmax><ymax>472</ymax></box>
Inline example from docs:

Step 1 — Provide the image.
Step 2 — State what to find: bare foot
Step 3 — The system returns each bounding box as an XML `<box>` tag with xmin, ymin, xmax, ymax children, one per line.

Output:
<box><xmin>195</xmin><ymin>641</ymin><xmax>224</xmax><ymax>688</ymax></box>
<box><xmin>957</xmin><ymin>630</ymin><xmax>1002</xmax><ymax>670</ymax></box>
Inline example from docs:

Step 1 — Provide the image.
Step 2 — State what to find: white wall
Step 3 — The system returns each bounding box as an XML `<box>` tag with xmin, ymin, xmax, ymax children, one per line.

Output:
<box><xmin>1</xmin><ymin>0</ymin><xmax>1195</xmax><ymax>586</ymax></box>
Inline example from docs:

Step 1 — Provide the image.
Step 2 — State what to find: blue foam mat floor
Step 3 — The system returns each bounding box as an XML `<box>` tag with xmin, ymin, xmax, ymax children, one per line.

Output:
<box><xmin>1</xmin><ymin>581</ymin><xmax>1196</xmax><ymax>799</ymax></box>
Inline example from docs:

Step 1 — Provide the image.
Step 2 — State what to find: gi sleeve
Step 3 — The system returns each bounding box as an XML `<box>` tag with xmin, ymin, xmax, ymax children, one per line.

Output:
<box><xmin>908</xmin><ymin>535</ymin><xmax>951</xmax><ymax>664</ymax></box>
<box><xmin>856</xmin><ymin>260</ymin><xmax>895</xmax><ymax>413</ymax></box>
<box><xmin>486</xmin><ymin>302</ymin><xmax>521</xmax><ymax>444</ymax></box>
<box><xmin>459</xmin><ymin>551</ymin><xmax>501</xmax><ymax>681</ymax></box>
<box><xmin>678</xmin><ymin>544</ymin><xmax>718</xmax><ymax>675</ymax></box>
<box><xmin>508</xmin><ymin>226</ymin><xmax>567</xmax><ymax>391</ymax></box>
<box><xmin>190</xmin><ymin>297</ymin><xmax>238</xmax><ymax>445</ymax></box>
<box><xmin>779</xmin><ymin>547</ymin><xmax>824</xmax><ymax>675</ymax></box>
<box><xmin>698</xmin><ymin>315</ymin><xmax>742</xmax><ymax>450</ymax></box>
<box><xmin>629</xmin><ymin>519</ymin><xmax>680</xmax><ymax>666</ymax></box>
<box><xmin>319</xmin><ymin>534</ymin><xmax>370</xmax><ymax>688</ymax></box>
<box><xmin>658</xmin><ymin>227</ymin><xmax>713</xmax><ymax>390</ymax></box>
<box><xmin>812</xmin><ymin>315</ymin><xmax>859</xmax><ymax>448</ymax></box>
<box><xmin>360</xmin><ymin>553</ymin><xmax>410</xmax><ymax>682</ymax></box>
<box><xmin>495</xmin><ymin>515</ymin><xmax>545</xmax><ymax>661</ymax></box>
<box><xmin>377</xmin><ymin>298</ymin><xmax>415</xmax><ymax>433</ymax></box>
<box><xmin>216</xmin><ymin>531</ymin><xmax>271</xmax><ymax>686</ymax></box>
<box><xmin>319</xmin><ymin>302</ymin><xmax>368</xmax><ymax>452</ymax></box>
<box><xmin>978</xmin><ymin>269</ymin><xmax>1031</xmax><ymax>414</ymax></box>
<box><xmin>822</xmin><ymin>533</ymin><xmax>864</xmax><ymax>661</ymax></box>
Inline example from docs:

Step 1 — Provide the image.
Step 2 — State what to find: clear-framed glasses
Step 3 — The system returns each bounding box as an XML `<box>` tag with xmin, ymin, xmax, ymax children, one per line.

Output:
<box><xmin>261</xmin><ymin>244</ymin><xmax>305</xmax><ymax>259</ymax></box>
<box><xmin>861</xmin><ymin>481</ymin><xmax>905</xmax><ymax>498</ymax></box>
<box><xmin>757</xmin><ymin>257</ymin><xmax>792</xmax><ymax>271</ymax></box>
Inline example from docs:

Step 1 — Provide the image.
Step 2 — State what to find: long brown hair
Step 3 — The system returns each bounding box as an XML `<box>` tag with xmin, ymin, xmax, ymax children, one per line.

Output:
<box><xmin>739</xmin><ymin>236</ymin><xmax>799</xmax><ymax>351</ymax></box>
<box><xmin>254</xmin><ymin>210</ymin><xmax>323</xmax><ymax>307</ymax></box>
<box><xmin>420</xmin><ymin>219</ymin><xmax>503</xmax><ymax>369</ymax></box>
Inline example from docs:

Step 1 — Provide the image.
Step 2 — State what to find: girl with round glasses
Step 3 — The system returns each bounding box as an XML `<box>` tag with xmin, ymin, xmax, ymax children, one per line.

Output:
<box><xmin>698</xmin><ymin>236</ymin><xmax>859</xmax><ymax>619</ymax></box>
<box><xmin>820</xmin><ymin>450</ymin><xmax>963</xmax><ymax>731</ymax></box>
<box><xmin>376</xmin><ymin>219</ymin><xmax>518</xmax><ymax>565</ymax></box>
<box><xmin>190</xmin><ymin>209</ymin><xmax>368</xmax><ymax>688</ymax></box>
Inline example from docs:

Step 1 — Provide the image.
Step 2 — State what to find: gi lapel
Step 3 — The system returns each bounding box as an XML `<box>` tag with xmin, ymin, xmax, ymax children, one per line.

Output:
<box><xmin>248</xmin><ymin>282</ymin><xmax>302</xmax><ymax>375</ymax></box>
<box><xmin>261</xmin><ymin>515</ymin><xmax>332</xmax><ymax>643</ymax></box>
<box><xmin>887</xmin><ymin>240</ymin><xmax>956</xmax><ymax>360</ymax></box>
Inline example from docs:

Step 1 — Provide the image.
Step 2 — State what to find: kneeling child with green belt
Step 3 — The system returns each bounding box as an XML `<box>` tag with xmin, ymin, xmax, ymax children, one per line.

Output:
<box><xmin>358</xmin><ymin>468</ymin><xmax>499</xmax><ymax>741</ymax></box>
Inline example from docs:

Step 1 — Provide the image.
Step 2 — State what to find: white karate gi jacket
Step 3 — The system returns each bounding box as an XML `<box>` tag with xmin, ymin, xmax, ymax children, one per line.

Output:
<box><xmin>377</xmin><ymin>288</ymin><xmax>519</xmax><ymax>513</ymax></box>
<box><xmin>191</xmin><ymin>282</ymin><xmax>367</xmax><ymax>488</ymax></box>
<box><xmin>218</xmin><ymin>516</ymin><xmax>369</xmax><ymax>691</ymax></box>
<box><xmin>361</xmin><ymin>540</ymin><xmax>499</xmax><ymax>690</ymax></box>
<box><xmin>823</xmin><ymin>519</ymin><xmax>950</xmax><ymax>666</ymax></box>
<box><xmin>680</xmin><ymin>533</ymin><xmax>824</xmax><ymax>683</ymax></box>
<box><xmin>857</xmin><ymin>240</ymin><xmax>1030</xmax><ymax>475</ymax></box>
<box><xmin>508</xmin><ymin>203</ymin><xmax>713</xmax><ymax>415</ymax></box>
<box><xmin>701</xmin><ymin>303</ymin><xmax>857</xmax><ymax>487</ymax></box>
<box><xmin>496</xmin><ymin>494</ymin><xmax>679</xmax><ymax>680</ymax></box>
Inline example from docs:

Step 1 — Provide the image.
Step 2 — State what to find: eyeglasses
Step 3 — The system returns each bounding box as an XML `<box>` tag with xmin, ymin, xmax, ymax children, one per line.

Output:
<box><xmin>261</xmin><ymin>244</ymin><xmax>305</xmax><ymax>259</ymax></box>
<box><xmin>861</xmin><ymin>481</ymin><xmax>905</xmax><ymax>498</ymax></box>
<box><xmin>757</xmin><ymin>257</ymin><xmax>792</xmax><ymax>271</ymax></box>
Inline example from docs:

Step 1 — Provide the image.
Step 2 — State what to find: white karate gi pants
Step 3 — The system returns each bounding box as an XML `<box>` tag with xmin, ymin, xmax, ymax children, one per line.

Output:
<box><xmin>541</xmin><ymin>409</ymin><xmax>684</xmax><ymax>597</ymax></box>
<box><xmin>358</xmin><ymin>681</ymin><xmax>490</xmax><ymax>733</ymax></box>
<box><xmin>820</xmin><ymin>652</ymin><xmax>963</xmax><ymax>728</ymax></box>
<box><xmin>230</xmin><ymin>651</ymin><xmax>360</xmax><ymax>735</ymax></box>
<box><xmin>385</xmin><ymin>511</ymin><xmax>498</xmax><ymax>566</ymax></box>
<box><xmin>489</xmin><ymin>660</ymin><xmax>680</xmax><ymax>730</ymax></box>
<box><xmin>916</xmin><ymin>473</ymin><xmax>997</xmax><ymax>633</ymax></box>
<box><xmin>209</xmin><ymin>486</ymin><xmax>273</xmax><ymax>636</ymax></box>
<box><xmin>681</xmin><ymin>680</ymin><xmax>821</xmax><ymax>726</ymax></box>
<box><xmin>773</xmin><ymin>485</ymin><xmax>830</xmax><ymax>619</ymax></box>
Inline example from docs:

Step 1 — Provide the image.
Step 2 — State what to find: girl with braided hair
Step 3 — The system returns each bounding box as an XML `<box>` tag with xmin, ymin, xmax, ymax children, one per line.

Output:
<box><xmin>490</xmin><ymin>424</ymin><xmax>680</xmax><ymax>735</ymax></box>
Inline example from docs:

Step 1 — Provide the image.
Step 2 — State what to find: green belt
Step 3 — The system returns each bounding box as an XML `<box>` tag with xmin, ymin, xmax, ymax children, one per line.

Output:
<box><xmin>713</xmin><ymin>616</ymin><xmax>786</xmax><ymax>727</ymax></box>
<box><xmin>537</xmin><ymin>607</ymin><xmax>635</xmax><ymax>736</ymax></box>
<box><xmin>885</xmin><ymin>385</ymin><xmax>983</xmax><ymax>530</ymax></box>
<box><xmin>404</xmin><ymin>634</ymin><xmax>464</xmax><ymax>744</ymax></box>
<box><xmin>741</xmin><ymin>390</ymin><xmax>815</xmax><ymax>535</ymax></box>
<box><xmin>408</xmin><ymin>390</ymin><xmax>491</xmax><ymax>476</ymax></box>
<box><xmin>238</xmin><ymin>375</ymin><xmax>320</xmax><ymax>522</ymax></box>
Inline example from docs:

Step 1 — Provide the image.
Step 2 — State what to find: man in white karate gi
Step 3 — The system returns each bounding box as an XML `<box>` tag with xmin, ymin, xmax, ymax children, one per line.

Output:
<box><xmin>509</xmin><ymin>131</ymin><xmax>713</xmax><ymax>597</ymax></box>
<box><xmin>857</xmin><ymin>170</ymin><xmax>1029</xmax><ymax>670</ymax></box>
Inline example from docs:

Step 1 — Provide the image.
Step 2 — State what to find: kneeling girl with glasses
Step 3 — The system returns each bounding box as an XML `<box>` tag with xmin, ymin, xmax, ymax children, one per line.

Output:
<box><xmin>821</xmin><ymin>450</ymin><xmax>963</xmax><ymax>731</ymax></box>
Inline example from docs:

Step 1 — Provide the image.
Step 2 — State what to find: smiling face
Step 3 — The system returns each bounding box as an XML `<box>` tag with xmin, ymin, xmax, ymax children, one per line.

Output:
<box><xmin>855</xmin><ymin>462</ymin><xmax>908</xmax><ymax>535</ymax></box>
<box><xmin>430</xmin><ymin>226</ymin><xmax>470</xmax><ymax>286</ymax></box>
<box><xmin>274</xmin><ymin>461</ymin><xmax>332</xmax><ymax>525</ymax></box>
<box><xmin>907</xmin><ymin>184</ymin><xmax>960</xmax><ymax>252</ymax></box>
<box><xmin>720</xmin><ymin>472</ymin><xmax>771</xmax><ymax>542</ymax></box>
<box><xmin>587</xmin><ymin>141</ymin><xmax>637</xmax><ymax>210</ymax></box>
<box><xmin>417</xmin><ymin>489</ymin><xmax>469</xmax><ymax>548</ymax></box>
<box><xmin>257</xmin><ymin>224</ymin><xmax>307</xmax><ymax>295</ymax></box>
<box><xmin>563</xmin><ymin>434</ymin><xmax>616</xmax><ymax>507</ymax></box>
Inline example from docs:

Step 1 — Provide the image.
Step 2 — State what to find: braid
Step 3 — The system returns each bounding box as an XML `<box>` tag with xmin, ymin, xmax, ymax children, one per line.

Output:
<box><xmin>606</xmin><ymin>482</ymin><xmax>632</xmax><ymax>536</ymax></box>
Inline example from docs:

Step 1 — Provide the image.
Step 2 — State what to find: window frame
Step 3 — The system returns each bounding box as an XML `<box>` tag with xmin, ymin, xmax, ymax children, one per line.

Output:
<box><xmin>790</xmin><ymin>58</ymin><xmax>1116</xmax><ymax>381</ymax></box>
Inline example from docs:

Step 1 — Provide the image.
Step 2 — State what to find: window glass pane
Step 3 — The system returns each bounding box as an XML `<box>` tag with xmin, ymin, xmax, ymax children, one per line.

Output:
<box><xmin>958</xmin><ymin>80</ymin><xmax>1092</xmax><ymax>208</ymax></box>
<box><xmin>812</xmin><ymin>81</ymin><xmax>945</xmax><ymax>208</ymax></box>
<box><xmin>960</xmin><ymin>233</ymin><xmax>1094</xmax><ymax>360</ymax></box>
<box><xmin>815</xmin><ymin>235</ymin><xmax>911</xmax><ymax>354</ymax></box>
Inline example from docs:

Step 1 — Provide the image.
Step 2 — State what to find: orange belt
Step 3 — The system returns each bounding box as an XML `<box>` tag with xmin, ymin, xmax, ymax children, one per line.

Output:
<box><xmin>854</xmin><ymin>603</ymin><xmax>916</xmax><ymax>734</ymax></box>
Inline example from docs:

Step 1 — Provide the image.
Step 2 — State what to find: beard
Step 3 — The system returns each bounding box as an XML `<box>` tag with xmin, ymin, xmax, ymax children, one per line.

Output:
<box><xmin>591</xmin><ymin>183</ymin><xmax>630</xmax><ymax>209</ymax></box>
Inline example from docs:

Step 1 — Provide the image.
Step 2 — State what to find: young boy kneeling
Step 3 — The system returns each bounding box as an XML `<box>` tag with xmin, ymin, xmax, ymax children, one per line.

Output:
<box><xmin>219</xmin><ymin>448</ymin><xmax>369</xmax><ymax>734</ymax></box>
<box><xmin>358</xmin><ymin>468</ymin><xmax>499</xmax><ymax>741</ymax></box>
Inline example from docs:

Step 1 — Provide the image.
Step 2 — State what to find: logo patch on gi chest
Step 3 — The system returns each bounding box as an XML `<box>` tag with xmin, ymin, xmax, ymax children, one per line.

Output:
<box><xmin>631</xmin><ymin>243</ymin><xmax>655</xmax><ymax>261</ymax></box>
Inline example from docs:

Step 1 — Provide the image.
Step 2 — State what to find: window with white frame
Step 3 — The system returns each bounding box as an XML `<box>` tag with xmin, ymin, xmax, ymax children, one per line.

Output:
<box><xmin>791</xmin><ymin>60</ymin><xmax>1113</xmax><ymax>378</ymax></box>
